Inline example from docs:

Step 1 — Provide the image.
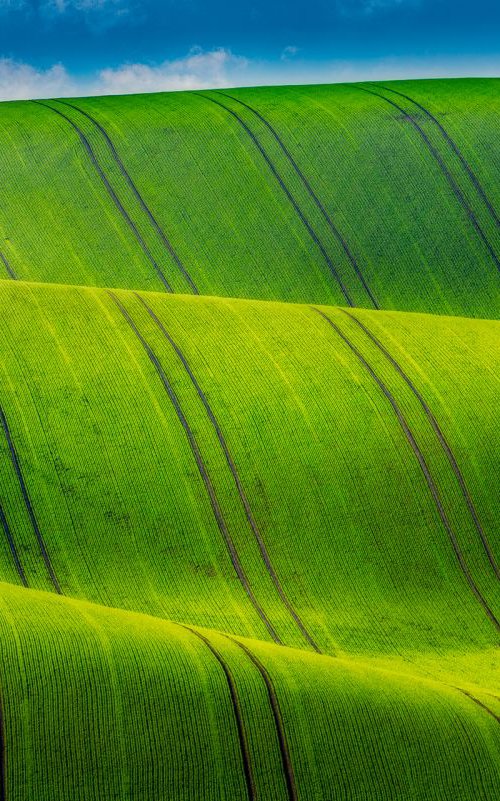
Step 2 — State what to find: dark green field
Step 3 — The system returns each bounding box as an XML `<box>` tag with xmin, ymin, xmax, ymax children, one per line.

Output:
<box><xmin>0</xmin><ymin>79</ymin><xmax>499</xmax><ymax>799</ymax></box>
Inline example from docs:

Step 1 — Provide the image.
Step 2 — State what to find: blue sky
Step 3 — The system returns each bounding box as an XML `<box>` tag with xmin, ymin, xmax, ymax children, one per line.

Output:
<box><xmin>0</xmin><ymin>0</ymin><xmax>499</xmax><ymax>99</ymax></box>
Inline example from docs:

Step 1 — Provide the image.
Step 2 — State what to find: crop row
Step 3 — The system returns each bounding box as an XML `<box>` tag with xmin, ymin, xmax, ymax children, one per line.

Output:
<box><xmin>0</xmin><ymin>581</ymin><xmax>498</xmax><ymax>800</ymax></box>
<box><xmin>0</xmin><ymin>82</ymin><xmax>499</xmax><ymax>315</ymax></box>
<box><xmin>0</xmin><ymin>282</ymin><xmax>497</xmax><ymax>668</ymax></box>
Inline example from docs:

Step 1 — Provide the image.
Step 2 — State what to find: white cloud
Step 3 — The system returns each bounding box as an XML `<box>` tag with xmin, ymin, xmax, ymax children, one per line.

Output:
<box><xmin>95</xmin><ymin>48</ymin><xmax>249</xmax><ymax>95</ymax></box>
<box><xmin>281</xmin><ymin>46</ymin><xmax>300</xmax><ymax>61</ymax></box>
<box><xmin>1</xmin><ymin>49</ymin><xmax>500</xmax><ymax>103</ymax></box>
<box><xmin>0</xmin><ymin>59</ymin><xmax>76</xmax><ymax>100</ymax></box>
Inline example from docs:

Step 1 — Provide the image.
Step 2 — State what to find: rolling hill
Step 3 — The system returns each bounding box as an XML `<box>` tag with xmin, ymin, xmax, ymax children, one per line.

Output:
<box><xmin>0</xmin><ymin>78</ymin><xmax>499</xmax><ymax>799</ymax></box>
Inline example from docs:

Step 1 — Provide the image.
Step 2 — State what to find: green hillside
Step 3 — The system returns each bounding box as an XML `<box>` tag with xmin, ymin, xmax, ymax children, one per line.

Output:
<box><xmin>0</xmin><ymin>79</ymin><xmax>499</xmax><ymax>315</ymax></box>
<box><xmin>0</xmin><ymin>78</ymin><xmax>499</xmax><ymax>800</ymax></box>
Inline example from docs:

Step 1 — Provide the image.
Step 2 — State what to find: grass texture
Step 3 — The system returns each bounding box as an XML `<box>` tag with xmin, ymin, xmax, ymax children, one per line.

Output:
<box><xmin>0</xmin><ymin>78</ymin><xmax>499</xmax><ymax>799</ymax></box>
<box><xmin>0</xmin><ymin>80</ymin><xmax>498</xmax><ymax>315</ymax></box>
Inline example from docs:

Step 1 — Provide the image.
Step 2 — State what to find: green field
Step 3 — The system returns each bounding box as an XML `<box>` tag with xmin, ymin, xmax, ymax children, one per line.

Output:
<box><xmin>0</xmin><ymin>79</ymin><xmax>499</xmax><ymax>799</ymax></box>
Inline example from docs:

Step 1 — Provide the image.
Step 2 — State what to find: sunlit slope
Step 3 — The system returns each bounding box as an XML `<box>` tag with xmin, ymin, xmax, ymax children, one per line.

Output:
<box><xmin>1</xmin><ymin>581</ymin><xmax>498</xmax><ymax>801</ymax></box>
<box><xmin>0</xmin><ymin>280</ymin><xmax>498</xmax><ymax>667</ymax></box>
<box><xmin>0</xmin><ymin>78</ymin><xmax>499</xmax><ymax>316</ymax></box>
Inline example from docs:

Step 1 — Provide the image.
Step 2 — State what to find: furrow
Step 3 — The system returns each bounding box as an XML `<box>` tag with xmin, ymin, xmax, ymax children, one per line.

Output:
<box><xmin>341</xmin><ymin>309</ymin><xmax>500</xmax><ymax>581</ymax></box>
<box><xmin>108</xmin><ymin>291</ymin><xmax>281</xmax><ymax>644</ymax></box>
<box><xmin>180</xmin><ymin>625</ymin><xmax>255</xmax><ymax>801</ymax></box>
<box><xmin>312</xmin><ymin>307</ymin><xmax>500</xmax><ymax>633</ymax></box>
<box><xmin>195</xmin><ymin>92</ymin><xmax>354</xmax><ymax>306</ymax></box>
<box><xmin>376</xmin><ymin>83</ymin><xmax>500</xmax><ymax>230</ymax></box>
<box><xmin>0</xmin><ymin>253</ymin><xmax>16</xmax><ymax>281</ymax></box>
<box><xmin>0</xmin><ymin>688</ymin><xmax>5</xmax><ymax>801</ymax></box>
<box><xmin>135</xmin><ymin>291</ymin><xmax>321</xmax><ymax>653</ymax></box>
<box><xmin>0</xmin><ymin>405</ymin><xmax>61</xmax><ymax>594</ymax></box>
<box><xmin>228</xmin><ymin>637</ymin><xmax>298</xmax><ymax>801</ymax></box>
<box><xmin>356</xmin><ymin>85</ymin><xmax>500</xmax><ymax>274</ymax></box>
<box><xmin>32</xmin><ymin>100</ymin><xmax>173</xmax><ymax>292</ymax></box>
<box><xmin>453</xmin><ymin>687</ymin><xmax>500</xmax><ymax>725</ymax></box>
<box><xmin>53</xmin><ymin>99</ymin><xmax>199</xmax><ymax>295</ymax></box>
<box><xmin>0</xmin><ymin>504</ymin><xmax>28</xmax><ymax>587</ymax></box>
<box><xmin>218</xmin><ymin>91</ymin><xmax>378</xmax><ymax>309</ymax></box>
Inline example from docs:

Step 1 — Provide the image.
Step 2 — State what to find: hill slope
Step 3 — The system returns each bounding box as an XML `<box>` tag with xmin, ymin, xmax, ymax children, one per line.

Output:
<box><xmin>0</xmin><ymin>77</ymin><xmax>499</xmax><ymax>801</ymax></box>
<box><xmin>0</xmin><ymin>79</ymin><xmax>499</xmax><ymax>316</ymax></box>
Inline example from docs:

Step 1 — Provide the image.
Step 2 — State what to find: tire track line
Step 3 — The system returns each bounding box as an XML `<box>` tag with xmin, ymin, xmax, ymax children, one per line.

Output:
<box><xmin>108</xmin><ymin>291</ymin><xmax>281</xmax><ymax>643</ymax></box>
<box><xmin>375</xmin><ymin>83</ymin><xmax>500</xmax><ymax>230</ymax></box>
<box><xmin>32</xmin><ymin>100</ymin><xmax>174</xmax><ymax>292</ymax></box>
<box><xmin>218</xmin><ymin>91</ymin><xmax>379</xmax><ymax>309</ymax></box>
<box><xmin>453</xmin><ymin>686</ymin><xmax>500</xmax><ymax>724</ymax></box>
<box><xmin>135</xmin><ymin>291</ymin><xmax>321</xmax><ymax>653</ymax></box>
<box><xmin>53</xmin><ymin>99</ymin><xmax>199</xmax><ymax>295</ymax></box>
<box><xmin>0</xmin><ymin>504</ymin><xmax>28</xmax><ymax>587</ymax></box>
<box><xmin>0</xmin><ymin>406</ymin><xmax>61</xmax><ymax>594</ymax></box>
<box><xmin>355</xmin><ymin>85</ymin><xmax>500</xmax><ymax>274</ymax></box>
<box><xmin>180</xmin><ymin>625</ymin><xmax>255</xmax><ymax>800</ymax></box>
<box><xmin>194</xmin><ymin>92</ymin><xmax>354</xmax><ymax>306</ymax></box>
<box><xmin>227</xmin><ymin>636</ymin><xmax>298</xmax><ymax>801</ymax></box>
<box><xmin>341</xmin><ymin>309</ymin><xmax>500</xmax><ymax>581</ymax></box>
<box><xmin>311</xmin><ymin>307</ymin><xmax>500</xmax><ymax>633</ymax></box>
<box><xmin>0</xmin><ymin>253</ymin><xmax>16</xmax><ymax>281</ymax></box>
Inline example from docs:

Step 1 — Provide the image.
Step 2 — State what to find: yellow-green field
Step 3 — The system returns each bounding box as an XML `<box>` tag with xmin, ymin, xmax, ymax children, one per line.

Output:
<box><xmin>0</xmin><ymin>79</ymin><xmax>499</xmax><ymax>799</ymax></box>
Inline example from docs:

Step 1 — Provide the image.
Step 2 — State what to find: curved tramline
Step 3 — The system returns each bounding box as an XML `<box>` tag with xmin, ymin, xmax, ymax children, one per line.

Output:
<box><xmin>180</xmin><ymin>625</ymin><xmax>257</xmax><ymax>801</ymax></box>
<box><xmin>0</xmin><ymin>79</ymin><xmax>497</xmax><ymax>315</ymax></box>
<box><xmin>340</xmin><ymin>308</ymin><xmax>500</xmax><ymax>581</ymax></box>
<box><xmin>0</xmin><ymin>76</ymin><xmax>499</xmax><ymax>801</ymax></box>
<box><xmin>53</xmin><ymin>98</ymin><xmax>200</xmax><ymax>295</ymax></box>
<box><xmin>216</xmin><ymin>89</ymin><xmax>379</xmax><ymax>309</ymax></box>
<box><xmin>0</xmin><ymin>406</ymin><xmax>61</xmax><ymax>594</ymax></box>
<box><xmin>375</xmin><ymin>82</ymin><xmax>500</xmax><ymax>231</ymax></box>
<box><xmin>311</xmin><ymin>307</ymin><xmax>499</xmax><ymax>632</ymax></box>
<box><xmin>0</xmin><ymin>280</ymin><xmax>497</xmax><ymax>653</ymax></box>
<box><xmin>0</xmin><ymin>253</ymin><xmax>15</xmax><ymax>281</ymax></box>
<box><xmin>356</xmin><ymin>84</ymin><xmax>500</xmax><ymax>275</ymax></box>
<box><xmin>228</xmin><ymin>635</ymin><xmax>299</xmax><ymax>801</ymax></box>
<box><xmin>135</xmin><ymin>291</ymin><xmax>321</xmax><ymax>653</ymax></box>
<box><xmin>109</xmin><ymin>290</ymin><xmax>282</xmax><ymax>643</ymax></box>
<box><xmin>195</xmin><ymin>91</ymin><xmax>354</xmax><ymax>306</ymax></box>
<box><xmin>34</xmin><ymin>99</ymin><xmax>175</xmax><ymax>292</ymax></box>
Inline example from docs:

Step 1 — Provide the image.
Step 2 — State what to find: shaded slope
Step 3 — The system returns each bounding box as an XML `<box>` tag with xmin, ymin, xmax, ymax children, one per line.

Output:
<box><xmin>0</xmin><ymin>280</ymin><xmax>498</xmax><ymax>662</ymax></box>
<box><xmin>0</xmin><ymin>581</ymin><xmax>498</xmax><ymax>801</ymax></box>
<box><xmin>0</xmin><ymin>79</ymin><xmax>499</xmax><ymax>315</ymax></box>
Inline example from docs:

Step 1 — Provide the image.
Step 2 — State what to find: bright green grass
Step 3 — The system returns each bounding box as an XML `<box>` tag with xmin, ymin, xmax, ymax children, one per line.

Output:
<box><xmin>0</xmin><ymin>281</ymin><xmax>498</xmax><ymax>655</ymax></box>
<box><xmin>1</xmin><ymin>580</ymin><xmax>498</xmax><ymax>801</ymax></box>
<box><xmin>0</xmin><ymin>79</ymin><xmax>499</xmax><ymax>316</ymax></box>
<box><xmin>0</xmin><ymin>77</ymin><xmax>499</xmax><ymax>800</ymax></box>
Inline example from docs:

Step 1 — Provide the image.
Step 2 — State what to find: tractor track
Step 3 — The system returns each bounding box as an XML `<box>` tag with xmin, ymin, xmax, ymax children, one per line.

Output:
<box><xmin>195</xmin><ymin>91</ymin><xmax>354</xmax><ymax>306</ymax></box>
<box><xmin>228</xmin><ymin>636</ymin><xmax>298</xmax><ymax>801</ymax></box>
<box><xmin>180</xmin><ymin>625</ymin><xmax>256</xmax><ymax>801</ymax></box>
<box><xmin>375</xmin><ymin>83</ymin><xmax>500</xmax><ymax>230</ymax></box>
<box><xmin>108</xmin><ymin>291</ymin><xmax>281</xmax><ymax>644</ymax></box>
<box><xmin>312</xmin><ymin>307</ymin><xmax>500</xmax><ymax>634</ymax></box>
<box><xmin>0</xmin><ymin>504</ymin><xmax>28</xmax><ymax>587</ymax></box>
<box><xmin>54</xmin><ymin>99</ymin><xmax>199</xmax><ymax>295</ymax></box>
<box><xmin>341</xmin><ymin>309</ymin><xmax>500</xmax><ymax>581</ymax></box>
<box><xmin>0</xmin><ymin>253</ymin><xmax>16</xmax><ymax>280</ymax></box>
<box><xmin>32</xmin><ymin>100</ymin><xmax>174</xmax><ymax>292</ymax></box>
<box><xmin>453</xmin><ymin>686</ymin><xmax>500</xmax><ymax>724</ymax></box>
<box><xmin>0</xmin><ymin>405</ymin><xmax>61</xmax><ymax>594</ymax></box>
<box><xmin>135</xmin><ymin>291</ymin><xmax>321</xmax><ymax>653</ymax></box>
<box><xmin>218</xmin><ymin>91</ymin><xmax>378</xmax><ymax>309</ymax></box>
<box><xmin>356</xmin><ymin>85</ymin><xmax>500</xmax><ymax>274</ymax></box>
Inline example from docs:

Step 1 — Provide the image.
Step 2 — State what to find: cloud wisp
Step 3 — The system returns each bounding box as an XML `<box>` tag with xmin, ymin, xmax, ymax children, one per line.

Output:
<box><xmin>1</xmin><ymin>48</ymin><xmax>500</xmax><ymax>102</ymax></box>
